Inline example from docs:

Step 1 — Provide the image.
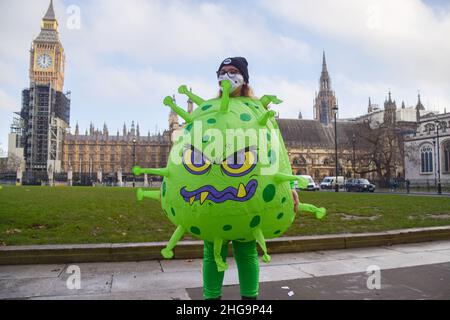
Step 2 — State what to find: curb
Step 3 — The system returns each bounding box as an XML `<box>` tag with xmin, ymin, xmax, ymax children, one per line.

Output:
<box><xmin>1</xmin><ymin>226</ymin><xmax>450</xmax><ymax>265</ymax></box>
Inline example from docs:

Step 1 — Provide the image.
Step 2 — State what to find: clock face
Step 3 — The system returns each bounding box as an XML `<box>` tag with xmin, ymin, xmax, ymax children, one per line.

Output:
<box><xmin>37</xmin><ymin>53</ymin><xmax>53</xmax><ymax>69</ymax></box>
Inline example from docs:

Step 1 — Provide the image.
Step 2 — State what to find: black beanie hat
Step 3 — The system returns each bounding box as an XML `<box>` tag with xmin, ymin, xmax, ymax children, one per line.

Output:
<box><xmin>217</xmin><ymin>57</ymin><xmax>249</xmax><ymax>83</ymax></box>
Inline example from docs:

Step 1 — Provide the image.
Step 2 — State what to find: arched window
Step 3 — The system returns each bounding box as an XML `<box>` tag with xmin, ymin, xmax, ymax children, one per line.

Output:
<box><xmin>293</xmin><ymin>156</ymin><xmax>307</xmax><ymax>166</ymax></box>
<box><xmin>424</xmin><ymin>123</ymin><xmax>435</xmax><ymax>133</ymax></box>
<box><xmin>444</xmin><ymin>140</ymin><xmax>450</xmax><ymax>173</ymax></box>
<box><xmin>420</xmin><ymin>144</ymin><xmax>433</xmax><ymax>174</ymax></box>
<box><xmin>314</xmin><ymin>169</ymin><xmax>320</xmax><ymax>179</ymax></box>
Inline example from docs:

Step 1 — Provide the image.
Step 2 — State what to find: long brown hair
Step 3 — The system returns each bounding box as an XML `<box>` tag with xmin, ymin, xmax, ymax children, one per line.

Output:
<box><xmin>218</xmin><ymin>83</ymin><xmax>256</xmax><ymax>98</ymax></box>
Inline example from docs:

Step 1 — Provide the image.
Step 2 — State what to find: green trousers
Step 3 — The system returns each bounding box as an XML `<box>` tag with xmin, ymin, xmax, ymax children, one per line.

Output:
<box><xmin>203</xmin><ymin>240</ymin><xmax>259</xmax><ymax>299</ymax></box>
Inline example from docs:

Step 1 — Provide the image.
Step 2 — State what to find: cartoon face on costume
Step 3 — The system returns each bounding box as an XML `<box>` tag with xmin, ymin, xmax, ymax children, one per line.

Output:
<box><xmin>133</xmin><ymin>81</ymin><xmax>325</xmax><ymax>270</ymax></box>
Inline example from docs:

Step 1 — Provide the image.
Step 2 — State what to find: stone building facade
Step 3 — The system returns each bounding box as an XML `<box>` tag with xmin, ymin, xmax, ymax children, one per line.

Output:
<box><xmin>277</xmin><ymin>119</ymin><xmax>362</xmax><ymax>180</ymax></box>
<box><xmin>61</xmin><ymin>122</ymin><xmax>171</xmax><ymax>177</ymax></box>
<box><xmin>404</xmin><ymin>113</ymin><xmax>450</xmax><ymax>186</ymax></box>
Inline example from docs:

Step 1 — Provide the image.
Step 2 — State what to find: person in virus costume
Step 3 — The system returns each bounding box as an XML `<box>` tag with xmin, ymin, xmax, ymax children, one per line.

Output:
<box><xmin>133</xmin><ymin>57</ymin><xmax>326</xmax><ymax>300</ymax></box>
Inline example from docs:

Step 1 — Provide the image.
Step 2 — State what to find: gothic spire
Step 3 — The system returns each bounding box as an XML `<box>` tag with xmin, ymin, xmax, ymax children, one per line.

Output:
<box><xmin>322</xmin><ymin>50</ymin><xmax>328</xmax><ymax>73</ymax></box>
<box><xmin>368</xmin><ymin>97</ymin><xmax>373</xmax><ymax>113</ymax></box>
<box><xmin>320</xmin><ymin>51</ymin><xmax>331</xmax><ymax>91</ymax></box>
<box><xmin>43</xmin><ymin>0</ymin><xmax>56</xmax><ymax>21</ymax></box>
<box><xmin>416</xmin><ymin>93</ymin><xmax>425</xmax><ymax>111</ymax></box>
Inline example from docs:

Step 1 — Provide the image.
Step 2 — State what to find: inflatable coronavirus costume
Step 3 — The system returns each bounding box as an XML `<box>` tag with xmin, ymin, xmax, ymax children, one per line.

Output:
<box><xmin>133</xmin><ymin>80</ymin><xmax>326</xmax><ymax>272</ymax></box>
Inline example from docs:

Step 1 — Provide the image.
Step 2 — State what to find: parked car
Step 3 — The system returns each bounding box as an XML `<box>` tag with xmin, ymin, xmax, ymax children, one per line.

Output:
<box><xmin>295</xmin><ymin>175</ymin><xmax>319</xmax><ymax>191</ymax></box>
<box><xmin>344</xmin><ymin>178</ymin><xmax>355</xmax><ymax>190</ymax></box>
<box><xmin>320</xmin><ymin>176</ymin><xmax>344</xmax><ymax>190</ymax></box>
<box><xmin>345</xmin><ymin>179</ymin><xmax>376</xmax><ymax>192</ymax></box>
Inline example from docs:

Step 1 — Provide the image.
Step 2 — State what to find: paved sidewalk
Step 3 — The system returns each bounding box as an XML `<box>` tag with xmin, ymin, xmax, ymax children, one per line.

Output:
<box><xmin>1</xmin><ymin>240</ymin><xmax>450</xmax><ymax>300</ymax></box>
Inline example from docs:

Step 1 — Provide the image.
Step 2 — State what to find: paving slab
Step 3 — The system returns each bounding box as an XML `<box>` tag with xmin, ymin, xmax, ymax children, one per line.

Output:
<box><xmin>0</xmin><ymin>264</ymin><xmax>65</xmax><ymax>280</ymax></box>
<box><xmin>293</xmin><ymin>259</ymin><xmax>366</xmax><ymax>277</ymax></box>
<box><xmin>318</xmin><ymin>247</ymin><xmax>401</xmax><ymax>260</ymax></box>
<box><xmin>0</xmin><ymin>273</ymin><xmax>112</xmax><ymax>300</ymax></box>
<box><xmin>67</xmin><ymin>261</ymin><xmax>162</xmax><ymax>275</ymax></box>
<box><xmin>259</xmin><ymin>265</ymin><xmax>312</xmax><ymax>282</ymax></box>
<box><xmin>30</xmin><ymin>288</ymin><xmax>191</xmax><ymax>300</ymax></box>
<box><xmin>369</xmin><ymin>251</ymin><xmax>450</xmax><ymax>270</ymax></box>
<box><xmin>111</xmin><ymin>270</ymin><xmax>202</xmax><ymax>293</ymax></box>
<box><xmin>222</xmin><ymin>268</ymin><xmax>240</xmax><ymax>286</ymax></box>
<box><xmin>160</xmin><ymin>259</ymin><xmax>202</xmax><ymax>273</ymax></box>
<box><xmin>384</xmin><ymin>240</ymin><xmax>450</xmax><ymax>253</ymax></box>
<box><xmin>258</xmin><ymin>251</ymin><xmax>329</xmax><ymax>266</ymax></box>
<box><xmin>433</xmin><ymin>249</ymin><xmax>450</xmax><ymax>257</ymax></box>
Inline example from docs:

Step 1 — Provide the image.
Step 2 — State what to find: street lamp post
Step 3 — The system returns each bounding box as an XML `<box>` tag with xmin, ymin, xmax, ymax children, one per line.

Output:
<box><xmin>89</xmin><ymin>157</ymin><xmax>92</xmax><ymax>186</ymax></box>
<box><xmin>435</xmin><ymin>119</ymin><xmax>442</xmax><ymax>195</ymax></box>
<box><xmin>333</xmin><ymin>104</ymin><xmax>339</xmax><ymax>192</ymax></box>
<box><xmin>132</xmin><ymin>138</ymin><xmax>136</xmax><ymax>188</ymax></box>
<box><xmin>352</xmin><ymin>133</ymin><xmax>356</xmax><ymax>179</ymax></box>
<box><xmin>433</xmin><ymin>139</ymin><xmax>437</xmax><ymax>187</ymax></box>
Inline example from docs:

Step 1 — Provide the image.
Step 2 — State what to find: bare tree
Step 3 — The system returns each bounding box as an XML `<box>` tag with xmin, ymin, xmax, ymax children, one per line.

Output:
<box><xmin>352</xmin><ymin>120</ymin><xmax>406</xmax><ymax>187</ymax></box>
<box><xmin>7</xmin><ymin>153</ymin><xmax>23</xmax><ymax>172</ymax></box>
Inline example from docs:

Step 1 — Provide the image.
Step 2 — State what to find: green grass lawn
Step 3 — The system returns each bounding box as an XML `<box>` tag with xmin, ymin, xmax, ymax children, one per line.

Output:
<box><xmin>1</xmin><ymin>186</ymin><xmax>450</xmax><ymax>246</ymax></box>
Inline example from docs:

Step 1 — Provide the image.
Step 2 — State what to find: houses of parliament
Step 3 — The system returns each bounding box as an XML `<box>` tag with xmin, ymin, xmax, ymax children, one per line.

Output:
<box><xmin>7</xmin><ymin>1</ymin><xmax>431</xmax><ymax>184</ymax></box>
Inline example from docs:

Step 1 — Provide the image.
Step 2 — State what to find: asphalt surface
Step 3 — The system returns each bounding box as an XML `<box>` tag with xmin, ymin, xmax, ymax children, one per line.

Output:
<box><xmin>187</xmin><ymin>262</ymin><xmax>450</xmax><ymax>300</ymax></box>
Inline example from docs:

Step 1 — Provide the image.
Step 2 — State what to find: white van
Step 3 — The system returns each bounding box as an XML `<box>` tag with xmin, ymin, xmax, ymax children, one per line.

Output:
<box><xmin>294</xmin><ymin>175</ymin><xmax>319</xmax><ymax>191</ymax></box>
<box><xmin>320</xmin><ymin>176</ymin><xmax>344</xmax><ymax>190</ymax></box>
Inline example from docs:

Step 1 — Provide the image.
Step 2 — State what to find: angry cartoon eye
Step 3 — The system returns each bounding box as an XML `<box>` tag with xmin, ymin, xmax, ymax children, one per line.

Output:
<box><xmin>183</xmin><ymin>146</ymin><xmax>211</xmax><ymax>175</ymax></box>
<box><xmin>221</xmin><ymin>147</ymin><xmax>257</xmax><ymax>177</ymax></box>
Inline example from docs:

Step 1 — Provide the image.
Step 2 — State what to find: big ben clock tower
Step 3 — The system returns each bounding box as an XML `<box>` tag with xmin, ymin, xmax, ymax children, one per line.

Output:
<box><xmin>29</xmin><ymin>0</ymin><xmax>65</xmax><ymax>92</ymax></box>
<box><xmin>20</xmin><ymin>0</ymin><xmax>71</xmax><ymax>178</ymax></box>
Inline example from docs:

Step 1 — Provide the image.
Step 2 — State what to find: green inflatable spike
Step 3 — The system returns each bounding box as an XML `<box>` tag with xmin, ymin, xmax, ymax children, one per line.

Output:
<box><xmin>260</xmin><ymin>95</ymin><xmax>283</xmax><ymax>108</ymax></box>
<box><xmin>220</xmin><ymin>80</ymin><xmax>232</xmax><ymax>113</ymax></box>
<box><xmin>214</xmin><ymin>238</ymin><xmax>229</xmax><ymax>272</ymax></box>
<box><xmin>133</xmin><ymin>166</ymin><xmax>169</xmax><ymax>177</ymax></box>
<box><xmin>161</xmin><ymin>225</ymin><xmax>186</xmax><ymax>259</ymax></box>
<box><xmin>299</xmin><ymin>203</ymin><xmax>327</xmax><ymax>220</ymax></box>
<box><xmin>258</xmin><ymin>110</ymin><xmax>276</xmax><ymax>126</ymax></box>
<box><xmin>178</xmin><ymin>85</ymin><xmax>205</xmax><ymax>107</ymax></box>
<box><xmin>274</xmin><ymin>173</ymin><xmax>309</xmax><ymax>189</ymax></box>
<box><xmin>253</xmin><ymin>228</ymin><xmax>271</xmax><ymax>263</ymax></box>
<box><xmin>163</xmin><ymin>96</ymin><xmax>193</xmax><ymax>123</ymax></box>
<box><xmin>136</xmin><ymin>188</ymin><xmax>160</xmax><ymax>202</ymax></box>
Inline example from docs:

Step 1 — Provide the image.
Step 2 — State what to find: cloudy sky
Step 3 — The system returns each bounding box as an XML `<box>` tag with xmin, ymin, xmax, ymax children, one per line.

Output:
<box><xmin>1</xmin><ymin>0</ymin><xmax>450</xmax><ymax>155</ymax></box>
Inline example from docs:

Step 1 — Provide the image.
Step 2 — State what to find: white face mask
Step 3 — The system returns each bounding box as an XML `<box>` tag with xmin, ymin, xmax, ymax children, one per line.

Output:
<box><xmin>218</xmin><ymin>73</ymin><xmax>245</xmax><ymax>92</ymax></box>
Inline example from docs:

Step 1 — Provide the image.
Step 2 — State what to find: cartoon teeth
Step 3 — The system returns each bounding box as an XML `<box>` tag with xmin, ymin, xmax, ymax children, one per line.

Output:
<box><xmin>237</xmin><ymin>183</ymin><xmax>247</xmax><ymax>198</ymax></box>
<box><xmin>200</xmin><ymin>192</ymin><xmax>209</xmax><ymax>205</ymax></box>
<box><xmin>181</xmin><ymin>180</ymin><xmax>258</xmax><ymax>205</ymax></box>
